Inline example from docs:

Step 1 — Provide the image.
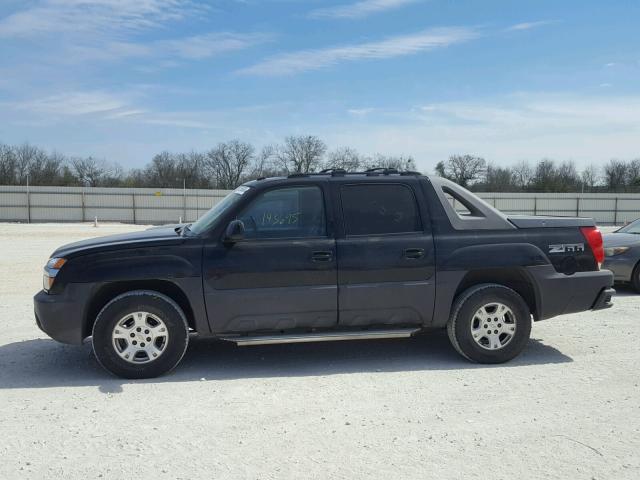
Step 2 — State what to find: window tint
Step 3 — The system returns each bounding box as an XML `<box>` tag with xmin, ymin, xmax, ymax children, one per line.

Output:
<box><xmin>341</xmin><ymin>184</ymin><xmax>421</xmax><ymax>235</ymax></box>
<box><xmin>238</xmin><ymin>186</ymin><xmax>326</xmax><ymax>239</ymax></box>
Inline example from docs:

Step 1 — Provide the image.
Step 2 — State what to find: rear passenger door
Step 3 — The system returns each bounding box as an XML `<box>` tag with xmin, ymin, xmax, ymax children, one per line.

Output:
<box><xmin>335</xmin><ymin>181</ymin><xmax>435</xmax><ymax>327</ymax></box>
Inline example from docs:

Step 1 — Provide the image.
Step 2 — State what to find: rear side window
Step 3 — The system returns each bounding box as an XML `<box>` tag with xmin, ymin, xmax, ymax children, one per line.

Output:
<box><xmin>238</xmin><ymin>186</ymin><xmax>326</xmax><ymax>239</ymax></box>
<box><xmin>340</xmin><ymin>184</ymin><xmax>422</xmax><ymax>236</ymax></box>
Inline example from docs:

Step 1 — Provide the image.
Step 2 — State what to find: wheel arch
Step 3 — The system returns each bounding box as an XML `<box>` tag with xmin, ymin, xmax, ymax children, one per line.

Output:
<box><xmin>84</xmin><ymin>280</ymin><xmax>196</xmax><ymax>339</ymax></box>
<box><xmin>432</xmin><ymin>267</ymin><xmax>539</xmax><ymax>328</ymax></box>
<box><xmin>454</xmin><ymin>268</ymin><xmax>538</xmax><ymax>319</ymax></box>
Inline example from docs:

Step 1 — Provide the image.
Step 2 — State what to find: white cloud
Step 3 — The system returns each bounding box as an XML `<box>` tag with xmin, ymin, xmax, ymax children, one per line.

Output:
<box><xmin>16</xmin><ymin>91</ymin><xmax>130</xmax><ymax>116</ymax></box>
<box><xmin>104</xmin><ymin>109</ymin><xmax>146</xmax><ymax>119</ymax></box>
<box><xmin>506</xmin><ymin>20</ymin><xmax>557</xmax><ymax>31</ymax></box>
<box><xmin>0</xmin><ymin>0</ymin><xmax>202</xmax><ymax>38</ymax></box>
<box><xmin>239</xmin><ymin>27</ymin><xmax>478</xmax><ymax>76</ymax></box>
<box><xmin>309</xmin><ymin>0</ymin><xmax>420</xmax><ymax>19</ymax></box>
<box><xmin>348</xmin><ymin>108</ymin><xmax>375</xmax><ymax>116</ymax></box>
<box><xmin>69</xmin><ymin>32</ymin><xmax>272</xmax><ymax>63</ymax></box>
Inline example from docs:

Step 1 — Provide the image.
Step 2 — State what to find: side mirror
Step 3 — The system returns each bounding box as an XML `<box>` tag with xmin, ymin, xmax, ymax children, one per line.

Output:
<box><xmin>224</xmin><ymin>219</ymin><xmax>245</xmax><ymax>243</ymax></box>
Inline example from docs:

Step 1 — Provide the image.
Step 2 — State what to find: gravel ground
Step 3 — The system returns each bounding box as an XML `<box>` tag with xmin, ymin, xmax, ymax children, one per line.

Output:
<box><xmin>0</xmin><ymin>222</ymin><xmax>638</xmax><ymax>480</ymax></box>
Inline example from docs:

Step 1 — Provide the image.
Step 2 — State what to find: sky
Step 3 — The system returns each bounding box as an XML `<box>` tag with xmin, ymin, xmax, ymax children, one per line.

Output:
<box><xmin>0</xmin><ymin>0</ymin><xmax>639</xmax><ymax>172</ymax></box>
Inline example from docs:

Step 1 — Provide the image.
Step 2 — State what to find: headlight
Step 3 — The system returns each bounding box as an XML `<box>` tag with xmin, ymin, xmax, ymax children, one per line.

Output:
<box><xmin>43</xmin><ymin>257</ymin><xmax>66</xmax><ymax>292</ymax></box>
<box><xmin>604</xmin><ymin>247</ymin><xmax>630</xmax><ymax>257</ymax></box>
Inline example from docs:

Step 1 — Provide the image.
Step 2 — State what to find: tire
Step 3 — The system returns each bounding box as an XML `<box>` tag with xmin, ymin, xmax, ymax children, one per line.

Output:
<box><xmin>631</xmin><ymin>263</ymin><xmax>640</xmax><ymax>293</ymax></box>
<box><xmin>92</xmin><ymin>290</ymin><xmax>189</xmax><ymax>379</ymax></box>
<box><xmin>447</xmin><ymin>284</ymin><xmax>532</xmax><ymax>364</ymax></box>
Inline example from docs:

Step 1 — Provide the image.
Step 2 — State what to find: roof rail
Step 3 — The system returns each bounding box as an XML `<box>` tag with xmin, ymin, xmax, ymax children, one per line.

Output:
<box><xmin>366</xmin><ymin>167</ymin><xmax>398</xmax><ymax>173</ymax></box>
<box><xmin>319</xmin><ymin>168</ymin><xmax>347</xmax><ymax>175</ymax></box>
<box><xmin>284</xmin><ymin>169</ymin><xmax>423</xmax><ymax>179</ymax></box>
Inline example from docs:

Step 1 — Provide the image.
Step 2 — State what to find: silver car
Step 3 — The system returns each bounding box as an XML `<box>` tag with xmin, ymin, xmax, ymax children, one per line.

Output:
<box><xmin>603</xmin><ymin>219</ymin><xmax>640</xmax><ymax>291</ymax></box>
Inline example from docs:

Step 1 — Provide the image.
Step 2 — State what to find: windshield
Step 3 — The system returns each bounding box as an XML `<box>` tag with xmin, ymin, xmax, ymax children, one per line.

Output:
<box><xmin>189</xmin><ymin>186</ymin><xmax>251</xmax><ymax>235</ymax></box>
<box><xmin>617</xmin><ymin>218</ymin><xmax>640</xmax><ymax>234</ymax></box>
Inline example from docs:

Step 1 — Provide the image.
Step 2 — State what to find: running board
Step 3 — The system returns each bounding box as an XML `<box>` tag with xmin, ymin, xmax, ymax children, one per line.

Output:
<box><xmin>220</xmin><ymin>328</ymin><xmax>421</xmax><ymax>346</ymax></box>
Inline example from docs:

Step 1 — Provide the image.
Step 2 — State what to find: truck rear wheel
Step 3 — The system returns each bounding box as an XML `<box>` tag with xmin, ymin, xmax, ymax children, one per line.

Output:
<box><xmin>92</xmin><ymin>290</ymin><xmax>189</xmax><ymax>379</ymax></box>
<box><xmin>447</xmin><ymin>284</ymin><xmax>531</xmax><ymax>363</ymax></box>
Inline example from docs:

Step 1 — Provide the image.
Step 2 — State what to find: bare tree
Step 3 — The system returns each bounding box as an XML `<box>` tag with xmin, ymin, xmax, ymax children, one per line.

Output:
<box><xmin>556</xmin><ymin>161</ymin><xmax>580</xmax><ymax>191</ymax></box>
<box><xmin>71</xmin><ymin>156</ymin><xmax>116</xmax><ymax>187</ymax></box>
<box><xmin>435</xmin><ymin>154</ymin><xmax>486</xmax><ymax>188</ymax></box>
<box><xmin>14</xmin><ymin>143</ymin><xmax>40</xmax><ymax>184</ymax></box>
<box><xmin>512</xmin><ymin>160</ymin><xmax>533</xmax><ymax>190</ymax></box>
<box><xmin>482</xmin><ymin>164</ymin><xmax>517</xmax><ymax>192</ymax></box>
<box><xmin>366</xmin><ymin>154</ymin><xmax>416</xmax><ymax>172</ymax></box>
<box><xmin>28</xmin><ymin>150</ymin><xmax>64</xmax><ymax>185</ymax></box>
<box><xmin>145</xmin><ymin>151</ymin><xmax>178</xmax><ymax>188</ymax></box>
<box><xmin>206</xmin><ymin>140</ymin><xmax>255</xmax><ymax>189</ymax></box>
<box><xmin>176</xmin><ymin>151</ymin><xmax>207</xmax><ymax>188</ymax></box>
<box><xmin>604</xmin><ymin>159</ymin><xmax>628</xmax><ymax>191</ymax></box>
<box><xmin>627</xmin><ymin>159</ymin><xmax>640</xmax><ymax>187</ymax></box>
<box><xmin>276</xmin><ymin>135</ymin><xmax>326</xmax><ymax>173</ymax></box>
<box><xmin>0</xmin><ymin>143</ymin><xmax>16</xmax><ymax>184</ymax></box>
<box><xmin>581</xmin><ymin>164</ymin><xmax>600</xmax><ymax>192</ymax></box>
<box><xmin>248</xmin><ymin>144</ymin><xmax>283</xmax><ymax>179</ymax></box>
<box><xmin>324</xmin><ymin>147</ymin><xmax>364</xmax><ymax>171</ymax></box>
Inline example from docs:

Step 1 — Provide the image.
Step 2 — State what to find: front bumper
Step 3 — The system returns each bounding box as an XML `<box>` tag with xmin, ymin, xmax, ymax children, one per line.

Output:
<box><xmin>526</xmin><ymin>265</ymin><xmax>615</xmax><ymax>320</ymax></box>
<box><xmin>33</xmin><ymin>283</ymin><xmax>93</xmax><ymax>345</ymax></box>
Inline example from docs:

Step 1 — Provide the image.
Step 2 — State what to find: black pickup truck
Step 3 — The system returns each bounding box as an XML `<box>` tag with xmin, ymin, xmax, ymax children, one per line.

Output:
<box><xmin>34</xmin><ymin>171</ymin><xmax>614</xmax><ymax>378</ymax></box>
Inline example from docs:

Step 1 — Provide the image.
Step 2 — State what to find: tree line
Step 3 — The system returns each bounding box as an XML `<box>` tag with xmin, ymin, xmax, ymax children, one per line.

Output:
<box><xmin>0</xmin><ymin>136</ymin><xmax>414</xmax><ymax>189</ymax></box>
<box><xmin>438</xmin><ymin>155</ymin><xmax>640</xmax><ymax>192</ymax></box>
<box><xmin>1</xmin><ymin>137</ymin><xmax>638</xmax><ymax>192</ymax></box>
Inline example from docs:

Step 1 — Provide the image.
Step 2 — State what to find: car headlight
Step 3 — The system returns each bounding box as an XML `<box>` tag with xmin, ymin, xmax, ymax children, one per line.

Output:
<box><xmin>604</xmin><ymin>246</ymin><xmax>630</xmax><ymax>257</ymax></box>
<box><xmin>43</xmin><ymin>257</ymin><xmax>66</xmax><ymax>292</ymax></box>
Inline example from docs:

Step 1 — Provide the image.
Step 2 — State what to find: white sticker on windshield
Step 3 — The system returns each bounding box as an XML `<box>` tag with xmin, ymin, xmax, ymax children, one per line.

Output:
<box><xmin>233</xmin><ymin>186</ymin><xmax>250</xmax><ymax>195</ymax></box>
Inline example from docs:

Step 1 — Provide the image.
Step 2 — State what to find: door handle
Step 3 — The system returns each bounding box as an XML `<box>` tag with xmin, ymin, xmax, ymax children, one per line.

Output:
<box><xmin>404</xmin><ymin>248</ymin><xmax>425</xmax><ymax>259</ymax></box>
<box><xmin>311</xmin><ymin>251</ymin><xmax>333</xmax><ymax>262</ymax></box>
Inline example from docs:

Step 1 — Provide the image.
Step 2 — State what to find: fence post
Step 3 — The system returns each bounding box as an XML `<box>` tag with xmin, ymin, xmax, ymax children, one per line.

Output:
<box><xmin>81</xmin><ymin>190</ymin><xmax>86</xmax><ymax>222</ymax></box>
<box><xmin>576</xmin><ymin>196</ymin><xmax>580</xmax><ymax>217</ymax></box>
<box><xmin>183</xmin><ymin>183</ymin><xmax>187</xmax><ymax>223</ymax></box>
<box><xmin>533</xmin><ymin>196</ymin><xmax>537</xmax><ymax>216</ymax></box>
<box><xmin>132</xmin><ymin>193</ymin><xmax>136</xmax><ymax>224</ymax></box>
<box><xmin>26</xmin><ymin>183</ymin><xmax>31</xmax><ymax>224</ymax></box>
<box><xmin>614</xmin><ymin>197</ymin><xmax>619</xmax><ymax>225</ymax></box>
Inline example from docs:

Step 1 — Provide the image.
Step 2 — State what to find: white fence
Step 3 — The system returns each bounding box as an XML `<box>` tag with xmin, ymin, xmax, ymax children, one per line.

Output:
<box><xmin>0</xmin><ymin>186</ymin><xmax>230</xmax><ymax>225</ymax></box>
<box><xmin>1</xmin><ymin>185</ymin><xmax>640</xmax><ymax>225</ymax></box>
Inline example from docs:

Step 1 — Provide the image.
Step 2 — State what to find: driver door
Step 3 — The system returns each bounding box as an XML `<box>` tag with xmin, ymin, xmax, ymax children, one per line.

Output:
<box><xmin>202</xmin><ymin>183</ymin><xmax>338</xmax><ymax>333</ymax></box>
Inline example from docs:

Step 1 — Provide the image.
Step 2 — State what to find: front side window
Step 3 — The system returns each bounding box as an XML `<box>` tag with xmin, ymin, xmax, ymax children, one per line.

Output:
<box><xmin>189</xmin><ymin>186</ymin><xmax>250</xmax><ymax>235</ymax></box>
<box><xmin>340</xmin><ymin>184</ymin><xmax>422</xmax><ymax>236</ymax></box>
<box><xmin>238</xmin><ymin>186</ymin><xmax>326</xmax><ymax>239</ymax></box>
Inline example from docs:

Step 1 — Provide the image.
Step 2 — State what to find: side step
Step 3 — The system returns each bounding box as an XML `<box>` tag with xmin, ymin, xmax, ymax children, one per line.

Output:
<box><xmin>220</xmin><ymin>328</ymin><xmax>421</xmax><ymax>346</ymax></box>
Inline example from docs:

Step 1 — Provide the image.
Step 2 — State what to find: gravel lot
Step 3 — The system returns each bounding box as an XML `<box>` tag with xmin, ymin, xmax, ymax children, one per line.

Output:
<box><xmin>0</xmin><ymin>222</ymin><xmax>639</xmax><ymax>480</ymax></box>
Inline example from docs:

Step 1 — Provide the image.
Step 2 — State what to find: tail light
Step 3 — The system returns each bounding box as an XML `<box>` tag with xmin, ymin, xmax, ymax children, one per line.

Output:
<box><xmin>580</xmin><ymin>226</ymin><xmax>604</xmax><ymax>268</ymax></box>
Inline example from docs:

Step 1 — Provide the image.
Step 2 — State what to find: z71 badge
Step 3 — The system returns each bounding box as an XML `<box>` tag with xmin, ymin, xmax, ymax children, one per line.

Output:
<box><xmin>549</xmin><ymin>243</ymin><xmax>585</xmax><ymax>253</ymax></box>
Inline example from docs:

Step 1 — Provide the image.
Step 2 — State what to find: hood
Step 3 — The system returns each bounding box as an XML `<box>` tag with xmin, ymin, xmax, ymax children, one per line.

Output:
<box><xmin>602</xmin><ymin>232</ymin><xmax>640</xmax><ymax>248</ymax></box>
<box><xmin>52</xmin><ymin>225</ymin><xmax>183</xmax><ymax>258</ymax></box>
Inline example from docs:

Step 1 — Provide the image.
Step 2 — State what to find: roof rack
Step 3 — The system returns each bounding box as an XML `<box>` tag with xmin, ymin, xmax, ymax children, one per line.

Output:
<box><xmin>285</xmin><ymin>170</ymin><xmax>423</xmax><ymax>179</ymax></box>
<box><xmin>365</xmin><ymin>167</ymin><xmax>399</xmax><ymax>174</ymax></box>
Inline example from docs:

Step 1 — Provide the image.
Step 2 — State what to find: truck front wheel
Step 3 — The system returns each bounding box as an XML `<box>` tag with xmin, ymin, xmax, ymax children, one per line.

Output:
<box><xmin>447</xmin><ymin>284</ymin><xmax>532</xmax><ymax>363</ymax></box>
<box><xmin>92</xmin><ymin>290</ymin><xmax>189</xmax><ymax>379</ymax></box>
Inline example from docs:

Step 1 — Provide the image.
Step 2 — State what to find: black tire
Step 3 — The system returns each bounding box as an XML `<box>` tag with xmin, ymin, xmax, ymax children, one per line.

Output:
<box><xmin>92</xmin><ymin>290</ymin><xmax>189</xmax><ymax>379</ymax></box>
<box><xmin>631</xmin><ymin>263</ymin><xmax>640</xmax><ymax>293</ymax></box>
<box><xmin>447</xmin><ymin>284</ymin><xmax>531</xmax><ymax>364</ymax></box>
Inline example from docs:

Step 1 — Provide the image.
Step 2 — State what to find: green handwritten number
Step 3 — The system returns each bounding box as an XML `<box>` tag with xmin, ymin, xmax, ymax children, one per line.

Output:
<box><xmin>260</xmin><ymin>211</ymin><xmax>301</xmax><ymax>227</ymax></box>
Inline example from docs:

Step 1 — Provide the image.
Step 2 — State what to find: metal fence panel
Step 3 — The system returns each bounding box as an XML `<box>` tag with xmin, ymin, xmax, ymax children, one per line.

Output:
<box><xmin>2</xmin><ymin>186</ymin><xmax>640</xmax><ymax>225</ymax></box>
